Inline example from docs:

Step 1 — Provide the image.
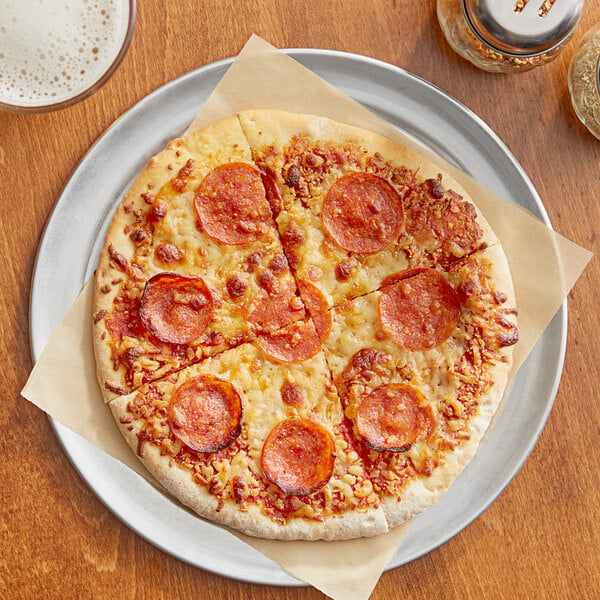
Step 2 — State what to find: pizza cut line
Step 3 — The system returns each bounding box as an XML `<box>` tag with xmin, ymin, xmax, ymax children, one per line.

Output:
<box><xmin>93</xmin><ymin>110</ymin><xmax>519</xmax><ymax>541</ymax></box>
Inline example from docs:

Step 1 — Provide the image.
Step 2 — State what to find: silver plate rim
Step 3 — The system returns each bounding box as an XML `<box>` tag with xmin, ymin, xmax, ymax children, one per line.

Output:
<box><xmin>29</xmin><ymin>49</ymin><xmax>567</xmax><ymax>587</ymax></box>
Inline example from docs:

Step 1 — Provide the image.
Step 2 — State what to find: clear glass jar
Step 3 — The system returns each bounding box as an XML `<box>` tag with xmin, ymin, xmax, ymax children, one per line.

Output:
<box><xmin>568</xmin><ymin>24</ymin><xmax>600</xmax><ymax>140</ymax></box>
<box><xmin>437</xmin><ymin>0</ymin><xmax>578</xmax><ymax>73</ymax></box>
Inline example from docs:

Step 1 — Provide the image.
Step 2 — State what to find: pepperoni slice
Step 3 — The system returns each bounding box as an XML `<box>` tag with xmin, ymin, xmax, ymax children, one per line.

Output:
<box><xmin>356</xmin><ymin>383</ymin><xmax>432</xmax><ymax>452</ymax></box>
<box><xmin>194</xmin><ymin>162</ymin><xmax>273</xmax><ymax>245</ymax></box>
<box><xmin>378</xmin><ymin>269</ymin><xmax>460</xmax><ymax>350</ymax></box>
<box><xmin>297</xmin><ymin>280</ymin><xmax>332</xmax><ymax>342</ymax></box>
<box><xmin>168</xmin><ymin>374</ymin><xmax>242</xmax><ymax>453</ymax></box>
<box><xmin>248</xmin><ymin>281</ymin><xmax>305</xmax><ymax>335</ymax></box>
<box><xmin>322</xmin><ymin>172</ymin><xmax>404</xmax><ymax>254</ymax></box>
<box><xmin>261</xmin><ymin>418</ymin><xmax>335</xmax><ymax>495</ymax></box>
<box><xmin>257</xmin><ymin>318</ymin><xmax>322</xmax><ymax>363</ymax></box>
<box><xmin>139</xmin><ymin>273</ymin><xmax>213</xmax><ymax>344</ymax></box>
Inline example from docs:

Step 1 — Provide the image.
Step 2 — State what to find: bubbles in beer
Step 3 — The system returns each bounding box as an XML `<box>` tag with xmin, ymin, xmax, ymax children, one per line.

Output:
<box><xmin>0</xmin><ymin>0</ymin><xmax>131</xmax><ymax>108</ymax></box>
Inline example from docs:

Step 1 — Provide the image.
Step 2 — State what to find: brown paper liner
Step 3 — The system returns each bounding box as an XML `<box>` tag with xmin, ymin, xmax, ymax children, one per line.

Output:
<box><xmin>21</xmin><ymin>35</ymin><xmax>592</xmax><ymax>600</ymax></box>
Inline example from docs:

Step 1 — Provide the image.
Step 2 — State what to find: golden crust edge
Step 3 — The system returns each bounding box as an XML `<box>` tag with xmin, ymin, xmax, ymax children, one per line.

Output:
<box><xmin>237</xmin><ymin>108</ymin><xmax>500</xmax><ymax>249</ymax></box>
<box><xmin>108</xmin><ymin>394</ymin><xmax>390</xmax><ymax>541</ymax></box>
<box><xmin>382</xmin><ymin>241</ymin><xmax>517</xmax><ymax>528</ymax></box>
<box><xmin>92</xmin><ymin>116</ymin><xmax>252</xmax><ymax>402</ymax></box>
<box><xmin>382</xmin><ymin>352</ymin><xmax>512</xmax><ymax>528</ymax></box>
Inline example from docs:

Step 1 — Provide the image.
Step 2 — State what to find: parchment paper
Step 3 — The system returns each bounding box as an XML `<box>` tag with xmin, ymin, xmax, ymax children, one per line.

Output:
<box><xmin>21</xmin><ymin>35</ymin><xmax>592</xmax><ymax>600</ymax></box>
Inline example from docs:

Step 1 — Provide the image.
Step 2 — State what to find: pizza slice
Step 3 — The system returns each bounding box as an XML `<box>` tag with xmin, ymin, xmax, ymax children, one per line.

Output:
<box><xmin>109</xmin><ymin>342</ymin><xmax>389</xmax><ymax>540</ymax></box>
<box><xmin>320</xmin><ymin>245</ymin><xmax>518</xmax><ymax>526</ymax></box>
<box><xmin>238</xmin><ymin>109</ymin><xmax>498</xmax><ymax>311</ymax></box>
<box><xmin>94</xmin><ymin>117</ymin><xmax>307</xmax><ymax>401</ymax></box>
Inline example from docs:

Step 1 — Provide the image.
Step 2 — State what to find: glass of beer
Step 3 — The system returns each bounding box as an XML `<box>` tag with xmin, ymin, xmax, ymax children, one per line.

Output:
<box><xmin>0</xmin><ymin>0</ymin><xmax>136</xmax><ymax>113</ymax></box>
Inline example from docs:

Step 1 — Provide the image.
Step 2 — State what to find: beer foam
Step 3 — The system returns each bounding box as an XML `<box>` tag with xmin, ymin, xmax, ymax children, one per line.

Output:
<box><xmin>0</xmin><ymin>0</ymin><xmax>131</xmax><ymax>108</ymax></box>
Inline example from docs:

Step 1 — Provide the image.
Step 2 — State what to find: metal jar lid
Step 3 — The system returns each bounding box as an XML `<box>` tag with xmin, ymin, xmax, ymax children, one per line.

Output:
<box><xmin>463</xmin><ymin>0</ymin><xmax>584</xmax><ymax>57</ymax></box>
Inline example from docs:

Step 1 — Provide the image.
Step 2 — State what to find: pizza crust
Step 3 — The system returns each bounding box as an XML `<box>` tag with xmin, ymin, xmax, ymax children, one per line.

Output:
<box><xmin>94</xmin><ymin>110</ymin><xmax>518</xmax><ymax>540</ymax></box>
<box><xmin>109</xmin><ymin>363</ymin><xmax>390</xmax><ymax>541</ymax></box>
<box><xmin>381</xmin><ymin>355</ymin><xmax>512</xmax><ymax>528</ymax></box>
<box><xmin>123</xmin><ymin>439</ymin><xmax>389</xmax><ymax>541</ymax></box>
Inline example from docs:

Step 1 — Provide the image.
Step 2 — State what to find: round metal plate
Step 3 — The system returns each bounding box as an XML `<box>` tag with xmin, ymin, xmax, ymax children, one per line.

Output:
<box><xmin>29</xmin><ymin>49</ymin><xmax>566</xmax><ymax>586</ymax></box>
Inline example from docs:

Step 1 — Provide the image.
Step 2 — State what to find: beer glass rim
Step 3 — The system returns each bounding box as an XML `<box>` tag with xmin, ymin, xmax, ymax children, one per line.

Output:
<box><xmin>0</xmin><ymin>0</ymin><xmax>137</xmax><ymax>114</ymax></box>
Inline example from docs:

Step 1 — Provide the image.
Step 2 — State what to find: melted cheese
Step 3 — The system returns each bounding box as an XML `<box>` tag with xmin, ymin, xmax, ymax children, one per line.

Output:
<box><xmin>120</xmin><ymin>342</ymin><xmax>380</xmax><ymax>523</ymax></box>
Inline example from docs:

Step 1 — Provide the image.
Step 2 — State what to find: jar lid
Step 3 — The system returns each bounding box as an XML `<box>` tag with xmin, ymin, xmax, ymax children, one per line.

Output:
<box><xmin>463</xmin><ymin>0</ymin><xmax>584</xmax><ymax>56</ymax></box>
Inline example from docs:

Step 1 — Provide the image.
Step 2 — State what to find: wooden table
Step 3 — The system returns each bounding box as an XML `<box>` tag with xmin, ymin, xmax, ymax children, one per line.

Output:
<box><xmin>2</xmin><ymin>2</ymin><xmax>599</xmax><ymax>598</ymax></box>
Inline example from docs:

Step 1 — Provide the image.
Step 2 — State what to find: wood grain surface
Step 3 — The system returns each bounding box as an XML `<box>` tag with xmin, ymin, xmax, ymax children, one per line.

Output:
<box><xmin>2</xmin><ymin>1</ymin><xmax>599</xmax><ymax>598</ymax></box>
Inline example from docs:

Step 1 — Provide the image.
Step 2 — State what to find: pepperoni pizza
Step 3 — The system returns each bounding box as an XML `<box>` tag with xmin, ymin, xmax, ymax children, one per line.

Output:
<box><xmin>93</xmin><ymin>110</ymin><xmax>518</xmax><ymax>540</ymax></box>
